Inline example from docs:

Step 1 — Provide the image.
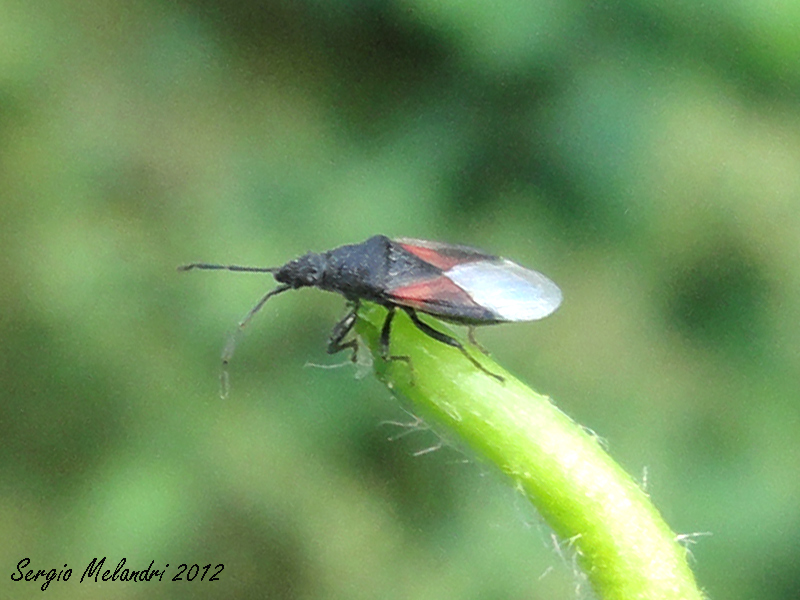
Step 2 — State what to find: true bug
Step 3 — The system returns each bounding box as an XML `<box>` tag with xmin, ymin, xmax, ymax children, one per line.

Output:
<box><xmin>180</xmin><ymin>235</ymin><xmax>562</xmax><ymax>382</ymax></box>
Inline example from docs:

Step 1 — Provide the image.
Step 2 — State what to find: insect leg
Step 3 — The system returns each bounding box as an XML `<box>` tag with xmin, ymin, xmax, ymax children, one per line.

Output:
<box><xmin>380</xmin><ymin>306</ymin><xmax>413</xmax><ymax>374</ymax></box>
<box><xmin>327</xmin><ymin>301</ymin><xmax>360</xmax><ymax>361</ymax></box>
<box><xmin>467</xmin><ymin>326</ymin><xmax>490</xmax><ymax>356</ymax></box>
<box><xmin>403</xmin><ymin>308</ymin><xmax>504</xmax><ymax>382</ymax></box>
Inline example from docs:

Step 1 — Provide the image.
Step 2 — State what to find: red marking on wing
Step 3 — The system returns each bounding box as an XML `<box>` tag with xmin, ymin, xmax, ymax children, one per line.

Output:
<box><xmin>388</xmin><ymin>276</ymin><xmax>482</xmax><ymax>315</ymax></box>
<box><xmin>399</xmin><ymin>243</ymin><xmax>466</xmax><ymax>271</ymax></box>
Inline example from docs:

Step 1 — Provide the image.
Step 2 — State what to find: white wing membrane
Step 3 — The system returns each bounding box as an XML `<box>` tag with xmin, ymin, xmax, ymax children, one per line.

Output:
<box><xmin>446</xmin><ymin>259</ymin><xmax>563</xmax><ymax>321</ymax></box>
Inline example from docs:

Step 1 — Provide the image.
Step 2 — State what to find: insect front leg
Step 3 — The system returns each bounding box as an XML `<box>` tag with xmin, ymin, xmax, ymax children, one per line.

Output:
<box><xmin>327</xmin><ymin>301</ymin><xmax>360</xmax><ymax>361</ymax></box>
<box><xmin>403</xmin><ymin>308</ymin><xmax>504</xmax><ymax>382</ymax></box>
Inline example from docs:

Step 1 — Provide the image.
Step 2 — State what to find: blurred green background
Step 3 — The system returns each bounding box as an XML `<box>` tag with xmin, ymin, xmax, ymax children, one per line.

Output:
<box><xmin>2</xmin><ymin>1</ymin><xmax>799</xmax><ymax>598</ymax></box>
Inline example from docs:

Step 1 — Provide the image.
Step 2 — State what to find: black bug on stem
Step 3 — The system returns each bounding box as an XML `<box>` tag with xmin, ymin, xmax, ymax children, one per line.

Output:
<box><xmin>180</xmin><ymin>235</ymin><xmax>562</xmax><ymax>383</ymax></box>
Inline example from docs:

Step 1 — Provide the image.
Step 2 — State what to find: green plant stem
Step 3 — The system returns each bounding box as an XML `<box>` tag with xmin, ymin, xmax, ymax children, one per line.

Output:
<box><xmin>356</xmin><ymin>304</ymin><xmax>704</xmax><ymax>600</ymax></box>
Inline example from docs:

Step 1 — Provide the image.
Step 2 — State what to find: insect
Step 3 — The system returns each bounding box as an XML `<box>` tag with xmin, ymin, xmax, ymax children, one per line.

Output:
<box><xmin>179</xmin><ymin>235</ymin><xmax>562</xmax><ymax>382</ymax></box>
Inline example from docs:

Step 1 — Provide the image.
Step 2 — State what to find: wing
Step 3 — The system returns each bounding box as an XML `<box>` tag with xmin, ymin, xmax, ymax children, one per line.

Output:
<box><xmin>394</xmin><ymin>237</ymin><xmax>498</xmax><ymax>270</ymax></box>
<box><xmin>386</xmin><ymin>239</ymin><xmax>562</xmax><ymax>324</ymax></box>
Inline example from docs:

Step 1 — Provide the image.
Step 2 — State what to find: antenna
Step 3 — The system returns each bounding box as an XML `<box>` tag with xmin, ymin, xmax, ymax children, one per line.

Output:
<box><xmin>178</xmin><ymin>263</ymin><xmax>279</xmax><ymax>274</ymax></box>
<box><xmin>180</xmin><ymin>262</ymin><xmax>291</xmax><ymax>398</ymax></box>
<box><xmin>219</xmin><ymin>284</ymin><xmax>292</xmax><ymax>399</ymax></box>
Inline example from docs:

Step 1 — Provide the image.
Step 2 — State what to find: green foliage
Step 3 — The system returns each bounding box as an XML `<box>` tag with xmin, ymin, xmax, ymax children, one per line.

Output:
<box><xmin>357</xmin><ymin>304</ymin><xmax>704</xmax><ymax>600</ymax></box>
<box><xmin>2</xmin><ymin>1</ymin><xmax>799</xmax><ymax>599</ymax></box>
